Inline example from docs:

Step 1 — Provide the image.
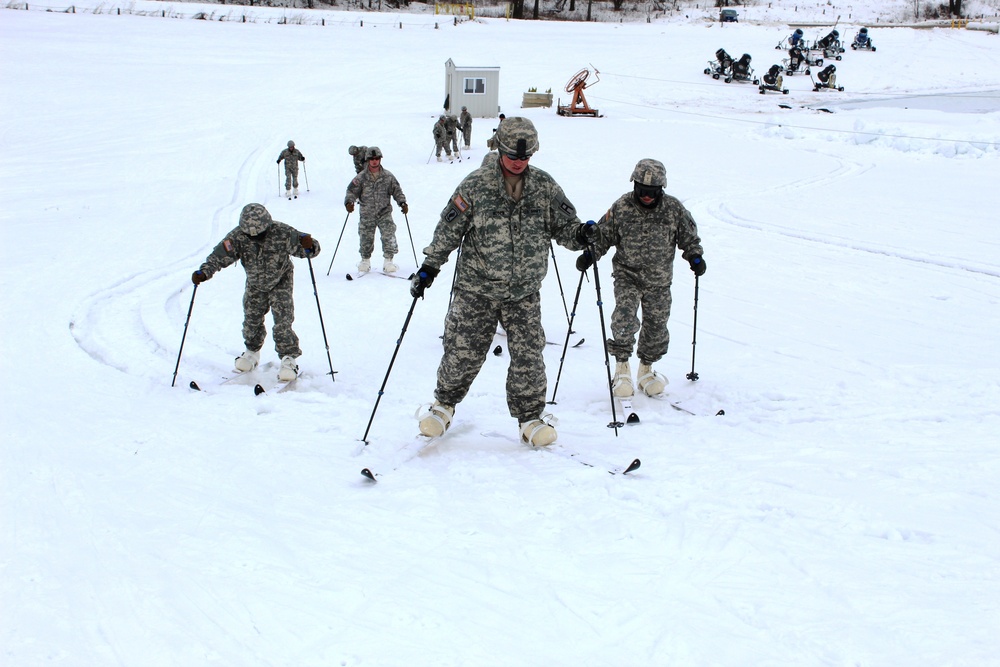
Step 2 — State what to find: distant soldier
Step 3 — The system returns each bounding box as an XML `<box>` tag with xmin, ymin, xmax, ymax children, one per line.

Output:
<box><xmin>433</xmin><ymin>116</ymin><xmax>452</xmax><ymax>162</ymax></box>
<box><xmin>276</xmin><ymin>140</ymin><xmax>305</xmax><ymax>199</ymax></box>
<box><xmin>575</xmin><ymin>159</ymin><xmax>705</xmax><ymax>399</ymax></box>
<box><xmin>191</xmin><ymin>203</ymin><xmax>321</xmax><ymax>382</ymax></box>
<box><xmin>459</xmin><ymin>106</ymin><xmax>473</xmax><ymax>150</ymax></box>
<box><xmin>348</xmin><ymin>145</ymin><xmax>368</xmax><ymax>174</ymax></box>
<box><xmin>344</xmin><ymin>147</ymin><xmax>408</xmax><ymax>274</ymax></box>
<box><xmin>486</xmin><ymin>113</ymin><xmax>506</xmax><ymax>150</ymax></box>
<box><xmin>445</xmin><ymin>113</ymin><xmax>460</xmax><ymax>154</ymax></box>
<box><xmin>410</xmin><ymin>117</ymin><xmax>593</xmax><ymax>447</ymax></box>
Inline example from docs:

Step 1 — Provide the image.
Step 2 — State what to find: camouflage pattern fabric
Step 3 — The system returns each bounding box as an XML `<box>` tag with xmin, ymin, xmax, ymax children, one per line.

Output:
<box><xmin>277</xmin><ymin>147</ymin><xmax>305</xmax><ymax>189</ymax></box>
<box><xmin>589</xmin><ymin>191</ymin><xmax>703</xmax><ymax>363</ymax></box>
<box><xmin>445</xmin><ymin>114</ymin><xmax>460</xmax><ymax>153</ymax></box>
<box><xmin>345</xmin><ymin>166</ymin><xmax>406</xmax><ymax>259</ymax></box>
<box><xmin>350</xmin><ymin>145</ymin><xmax>368</xmax><ymax>174</ymax></box>
<box><xmin>421</xmin><ymin>159</ymin><xmax>585</xmax><ymax>421</ymax></box>
<box><xmin>459</xmin><ymin>109</ymin><xmax>473</xmax><ymax>146</ymax></box>
<box><xmin>433</xmin><ymin>121</ymin><xmax>451</xmax><ymax>157</ymax></box>
<box><xmin>198</xmin><ymin>220</ymin><xmax>321</xmax><ymax>357</ymax></box>
<box><xmin>435</xmin><ymin>289</ymin><xmax>547</xmax><ymax>422</ymax></box>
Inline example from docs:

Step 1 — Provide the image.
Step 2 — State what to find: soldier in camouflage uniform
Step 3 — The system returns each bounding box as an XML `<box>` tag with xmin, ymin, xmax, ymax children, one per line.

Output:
<box><xmin>576</xmin><ymin>158</ymin><xmax>705</xmax><ymax>398</ymax></box>
<box><xmin>192</xmin><ymin>203</ymin><xmax>321</xmax><ymax>382</ymax></box>
<box><xmin>344</xmin><ymin>146</ymin><xmax>408</xmax><ymax>274</ymax></box>
<box><xmin>409</xmin><ymin>117</ymin><xmax>594</xmax><ymax>447</ymax></box>
<box><xmin>459</xmin><ymin>106</ymin><xmax>473</xmax><ymax>150</ymax></box>
<box><xmin>348</xmin><ymin>145</ymin><xmax>368</xmax><ymax>174</ymax></box>
<box><xmin>276</xmin><ymin>140</ymin><xmax>305</xmax><ymax>198</ymax></box>
<box><xmin>486</xmin><ymin>113</ymin><xmax>506</xmax><ymax>151</ymax></box>
<box><xmin>432</xmin><ymin>116</ymin><xmax>452</xmax><ymax>162</ymax></box>
<box><xmin>445</xmin><ymin>114</ymin><xmax>461</xmax><ymax>154</ymax></box>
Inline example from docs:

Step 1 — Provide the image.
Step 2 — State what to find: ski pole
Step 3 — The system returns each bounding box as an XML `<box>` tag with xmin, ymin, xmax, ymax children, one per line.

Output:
<box><xmin>277</xmin><ymin>164</ymin><xmax>282</xmax><ymax>198</ymax></box>
<box><xmin>403</xmin><ymin>212</ymin><xmax>419</xmax><ymax>268</ymax></box>
<box><xmin>303</xmin><ymin>163</ymin><xmax>310</xmax><ymax>192</ymax></box>
<box><xmin>549</xmin><ymin>241</ymin><xmax>572</xmax><ymax>328</ymax></box>
<box><xmin>426</xmin><ymin>146</ymin><xmax>436</xmax><ymax>165</ymax></box>
<box><xmin>547</xmin><ymin>268</ymin><xmax>587</xmax><ymax>405</ymax></box>
<box><xmin>361</xmin><ymin>294</ymin><xmax>421</xmax><ymax>445</ymax></box>
<box><xmin>686</xmin><ymin>274</ymin><xmax>701</xmax><ymax>381</ymax></box>
<box><xmin>326</xmin><ymin>211</ymin><xmax>352</xmax><ymax>276</ymax></box>
<box><xmin>170</xmin><ymin>283</ymin><xmax>198</xmax><ymax>387</ymax></box>
<box><xmin>306</xmin><ymin>255</ymin><xmax>336</xmax><ymax>383</ymax></box>
<box><xmin>586</xmin><ymin>230</ymin><xmax>621</xmax><ymax>436</ymax></box>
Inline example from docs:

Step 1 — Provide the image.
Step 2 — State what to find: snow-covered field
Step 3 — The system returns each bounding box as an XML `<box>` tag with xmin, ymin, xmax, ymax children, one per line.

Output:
<box><xmin>2</xmin><ymin>2</ymin><xmax>999</xmax><ymax>665</ymax></box>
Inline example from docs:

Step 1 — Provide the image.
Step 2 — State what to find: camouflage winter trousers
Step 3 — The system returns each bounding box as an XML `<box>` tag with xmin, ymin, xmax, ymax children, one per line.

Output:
<box><xmin>607</xmin><ymin>276</ymin><xmax>672</xmax><ymax>364</ymax></box>
<box><xmin>242</xmin><ymin>271</ymin><xmax>301</xmax><ymax>358</ymax></box>
<box><xmin>462</xmin><ymin>124</ymin><xmax>472</xmax><ymax>147</ymax></box>
<box><xmin>435</xmin><ymin>138</ymin><xmax>451</xmax><ymax>157</ymax></box>
<box><xmin>284</xmin><ymin>165</ymin><xmax>299</xmax><ymax>190</ymax></box>
<box><xmin>434</xmin><ymin>289</ymin><xmax>547</xmax><ymax>423</ymax></box>
<box><xmin>358</xmin><ymin>215</ymin><xmax>398</xmax><ymax>260</ymax></box>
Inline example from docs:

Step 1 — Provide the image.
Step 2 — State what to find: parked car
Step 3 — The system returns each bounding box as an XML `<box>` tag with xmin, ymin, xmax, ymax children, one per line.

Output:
<box><xmin>719</xmin><ymin>8</ymin><xmax>739</xmax><ymax>22</ymax></box>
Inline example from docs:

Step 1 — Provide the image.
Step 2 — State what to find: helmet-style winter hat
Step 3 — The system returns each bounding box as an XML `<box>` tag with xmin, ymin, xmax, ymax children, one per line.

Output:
<box><xmin>365</xmin><ymin>146</ymin><xmax>383</xmax><ymax>160</ymax></box>
<box><xmin>630</xmin><ymin>159</ymin><xmax>667</xmax><ymax>188</ymax></box>
<box><xmin>287</xmin><ymin>140</ymin><xmax>295</xmax><ymax>148</ymax></box>
<box><xmin>495</xmin><ymin>116</ymin><xmax>539</xmax><ymax>160</ymax></box>
<box><xmin>239</xmin><ymin>203</ymin><xmax>273</xmax><ymax>236</ymax></box>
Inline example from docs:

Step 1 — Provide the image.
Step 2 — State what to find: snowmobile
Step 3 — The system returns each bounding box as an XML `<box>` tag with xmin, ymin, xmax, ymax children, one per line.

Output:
<box><xmin>729</xmin><ymin>53</ymin><xmax>760</xmax><ymax>85</ymax></box>
<box><xmin>758</xmin><ymin>64</ymin><xmax>789</xmax><ymax>94</ymax></box>
<box><xmin>811</xmin><ymin>64</ymin><xmax>844</xmax><ymax>92</ymax></box>
<box><xmin>851</xmin><ymin>27</ymin><xmax>876</xmax><ymax>51</ymax></box>
<box><xmin>704</xmin><ymin>48</ymin><xmax>734</xmax><ymax>81</ymax></box>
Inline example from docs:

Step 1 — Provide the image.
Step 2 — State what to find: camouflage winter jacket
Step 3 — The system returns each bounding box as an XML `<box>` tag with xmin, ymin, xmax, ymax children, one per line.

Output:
<box><xmin>352</xmin><ymin>146</ymin><xmax>367</xmax><ymax>174</ymax></box>
<box><xmin>460</xmin><ymin>110</ymin><xmax>472</xmax><ymax>131</ymax></box>
<box><xmin>345</xmin><ymin>167</ymin><xmax>406</xmax><ymax>222</ymax></box>
<box><xmin>422</xmin><ymin>157</ymin><xmax>585</xmax><ymax>302</ymax></box>
<box><xmin>433</xmin><ymin>122</ymin><xmax>448</xmax><ymax>143</ymax></box>
<box><xmin>198</xmin><ymin>221</ymin><xmax>321</xmax><ymax>292</ymax></box>
<box><xmin>591</xmin><ymin>192</ymin><xmax>703</xmax><ymax>289</ymax></box>
<box><xmin>277</xmin><ymin>148</ymin><xmax>305</xmax><ymax>171</ymax></box>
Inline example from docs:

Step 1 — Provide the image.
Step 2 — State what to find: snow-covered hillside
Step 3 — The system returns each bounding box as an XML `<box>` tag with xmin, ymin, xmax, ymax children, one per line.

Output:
<box><xmin>2</xmin><ymin>2</ymin><xmax>999</xmax><ymax>665</ymax></box>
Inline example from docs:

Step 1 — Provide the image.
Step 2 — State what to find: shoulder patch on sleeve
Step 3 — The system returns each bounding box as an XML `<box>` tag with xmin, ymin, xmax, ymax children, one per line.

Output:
<box><xmin>453</xmin><ymin>193</ymin><xmax>469</xmax><ymax>213</ymax></box>
<box><xmin>223</xmin><ymin>239</ymin><xmax>234</xmax><ymax>253</ymax></box>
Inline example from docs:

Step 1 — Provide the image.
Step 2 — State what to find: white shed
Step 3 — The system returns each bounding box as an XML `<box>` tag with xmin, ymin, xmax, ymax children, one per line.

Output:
<box><xmin>444</xmin><ymin>58</ymin><xmax>500</xmax><ymax>118</ymax></box>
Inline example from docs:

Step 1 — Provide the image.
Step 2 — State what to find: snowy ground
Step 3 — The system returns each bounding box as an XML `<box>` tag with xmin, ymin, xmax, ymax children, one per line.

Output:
<box><xmin>2</xmin><ymin>2</ymin><xmax>1000</xmax><ymax>665</ymax></box>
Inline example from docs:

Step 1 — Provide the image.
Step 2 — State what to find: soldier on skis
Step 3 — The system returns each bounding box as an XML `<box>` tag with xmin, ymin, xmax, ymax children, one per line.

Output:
<box><xmin>459</xmin><ymin>106</ymin><xmax>473</xmax><ymax>150</ymax></box>
<box><xmin>432</xmin><ymin>116</ymin><xmax>453</xmax><ymax>162</ymax></box>
<box><xmin>191</xmin><ymin>203</ymin><xmax>321</xmax><ymax>382</ymax></box>
<box><xmin>344</xmin><ymin>147</ymin><xmax>408</xmax><ymax>274</ymax></box>
<box><xmin>575</xmin><ymin>158</ymin><xmax>705</xmax><ymax>399</ymax></box>
<box><xmin>276</xmin><ymin>140</ymin><xmax>305</xmax><ymax>199</ymax></box>
<box><xmin>409</xmin><ymin>117</ymin><xmax>594</xmax><ymax>447</ymax></box>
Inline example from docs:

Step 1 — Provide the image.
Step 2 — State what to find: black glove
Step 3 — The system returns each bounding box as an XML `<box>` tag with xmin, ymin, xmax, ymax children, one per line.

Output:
<box><xmin>299</xmin><ymin>234</ymin><xmax>314</xmax><ymax>251</ymax></box>
<box><xmin>410</xmin><ymin>264</ymin><xmax>440</xmax><ymax>298</ymax></box>
<box><xmin>346</xmin><ymin>202</ymin><xmax>355</xmax><ymax>213</ymax></box>
<box><xmin>575</xmin><ymin>250</ymin><xmax>594</xmax><ymax>272</ymax></box>
<box><xmin>688</xmin><ymin>256</ymin><xmax>706</xmax><ymax>277</ymax></box>
<box><xmin>192</xmin><ymin>270</ymin><xmax>208</xmax><ymax>284</ymax></box>
<box><xmin>276</xmin><ymin>159</ymin><xmax>281</xmax><ymax>164</ymax></box>
<box><xmin>401</xmin><ymin>203</ymin><xmax>409</xmax><ymax>215</ymax></box>
<box><xmin>300</xmin><ymin>155</ymin><xmax>305</xmax><ymax>162</ymax></box>
<box><xmin>576</xmin><ymin>221</ymin><xmax>600</xmax><ymax>246</ymax></box>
